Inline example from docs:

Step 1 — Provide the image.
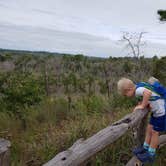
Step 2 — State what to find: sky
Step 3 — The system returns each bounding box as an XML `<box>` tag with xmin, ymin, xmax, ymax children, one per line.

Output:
<box><xmin>0</xmin><ymin>0</ymin><xmax>166</xmax><ymax>57</ymax></box>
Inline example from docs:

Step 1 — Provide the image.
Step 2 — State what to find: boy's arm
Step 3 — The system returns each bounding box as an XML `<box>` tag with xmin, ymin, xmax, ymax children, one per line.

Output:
<box><xmin>134</xmin><ymin>89</ymin><xmax>152</xmax><ymax>111</ymax></box>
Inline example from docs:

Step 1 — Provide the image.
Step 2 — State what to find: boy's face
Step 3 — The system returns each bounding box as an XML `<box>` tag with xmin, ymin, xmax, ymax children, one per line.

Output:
<box><xmin>123</xmin><ymin>87</ymin><xmax>135</xmax><ymax>97</ymax></box>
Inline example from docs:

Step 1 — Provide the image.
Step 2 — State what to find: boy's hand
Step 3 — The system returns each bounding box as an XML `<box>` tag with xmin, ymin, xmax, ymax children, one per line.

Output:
<box><xmin>133</xmin><ymin>105</ymin><xmax>144</xmax><ymax>112</ymax></box>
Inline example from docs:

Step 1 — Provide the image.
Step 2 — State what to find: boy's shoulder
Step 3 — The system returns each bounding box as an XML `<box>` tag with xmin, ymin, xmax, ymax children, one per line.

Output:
<box><xmin>135</xmin><ymin>86</ymin><xmax>146</xmax><ymax>97</ymax></box>
<box><xmin>136</xmin><ymin>82</ymin><xmax>155</xmax><ymax>94</ymax></box>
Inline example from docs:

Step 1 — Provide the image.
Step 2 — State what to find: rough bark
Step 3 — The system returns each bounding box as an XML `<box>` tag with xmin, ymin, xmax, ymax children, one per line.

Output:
<box><xmin>0</xmin><ymin>138</ymin><xmax>11</xmax><ymax>166</ymax></box>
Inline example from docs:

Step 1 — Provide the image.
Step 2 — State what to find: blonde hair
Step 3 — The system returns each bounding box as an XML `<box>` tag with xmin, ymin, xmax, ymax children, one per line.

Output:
<box><xmin>148</xmin><ymin>76</ymin><xmax>159</xmax><ymax>84</ymax></box>
<box><xmin>117</xmin><ymin>78</ymin><xmax>135</xmax><ymax>95</ymax></box>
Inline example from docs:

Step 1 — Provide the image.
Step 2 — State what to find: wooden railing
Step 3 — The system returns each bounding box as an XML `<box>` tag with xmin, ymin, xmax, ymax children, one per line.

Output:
<box><xmin>43</xmin><ymin>109</ymin><xmax>166</xmax><ymax>166</ymax></box>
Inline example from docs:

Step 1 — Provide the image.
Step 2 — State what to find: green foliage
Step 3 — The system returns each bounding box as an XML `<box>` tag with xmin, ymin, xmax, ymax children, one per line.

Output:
<box><xmin>0</xmin><ymin>54</ymin><xmax>6</xmax><ymax>61</ymax></box>
<box><xmin>0</xmin><ymin>72</ymin><xmax>45</xmax><ymax>113</ymax></box>
<box><xmin>110</xmin><ymin>94</ymin><xmax>137</xmax><ymax>109</ymax></box>
<box><xmin>82</xmin><ymin>95</ymin><xmax>107</xmax><ymax>114</ymax></box>
<box><xmin>0</xmin><ymin>50</ymin><xmax>165</xmax><ymax>165</ymax></box>
<box><xmin>14</xmin><ymin>55</ymin><xmax>33</xmax><ymax>72</ymax></box>
<box><xmin>99</xmin><ymin>81</ymin><xmax>107</xmax><ymax>94</ymax></box>
<box><xmin>73</xmin><ymin>54</ymin><xmax>85</xmax><ymax>61</ymax></box>
<box><xmin>62</xmin><ymin>73</ymin><xmax>78</xmax><ymax>94</ymax></box>
<box><xmin>54</xmin><ymin>98</ymin><xmax>68</xmax><ymax>123</ymax></box>
<box><xmin>0</xmin><ymin>53</ymin><xmax>13</xmax><ymax>61</ymax></box>
<box><xmin>86</xmin><ymin>74</ymin><xmax>95</xmax><ymax>96</ymax></box>
<box><xmin>123</xmin><ymin>61</ymin><xmax>132</xmax><ymax>73</ymax></box>
<box><xmin>158</xmin><ymin>10</ymin><xmax>166</xmax><ymax>21</ymax></box>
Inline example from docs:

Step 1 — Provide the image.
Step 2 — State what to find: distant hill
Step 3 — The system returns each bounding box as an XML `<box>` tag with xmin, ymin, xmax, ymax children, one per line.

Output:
<box><xmin>0</xmin><ymin>48</ymin><xmax>106</xmax><ymax>60</ymax></box>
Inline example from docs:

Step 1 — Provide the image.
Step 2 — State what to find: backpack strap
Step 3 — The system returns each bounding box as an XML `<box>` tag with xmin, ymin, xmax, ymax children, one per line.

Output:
<box><xmin>136</xmin><ymin>82</ymin><xmax>162</xmax><ymax>101</ymax></box>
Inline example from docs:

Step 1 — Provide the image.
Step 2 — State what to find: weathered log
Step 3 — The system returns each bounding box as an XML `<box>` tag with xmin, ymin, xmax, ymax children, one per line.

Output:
<box><xmin>126</xmin><ymin>134</ymin><xmax>166</xmax><ymax>166</ymax></box>
<box><xmin>158</xmin><ymin>134</ymin><xmax>166</xmax><ymax>148</ymax></box>
<box><xmin>0</xmin><ymin>138</ymin><xmax>11</xmax><ymax>166</ymax></box>
<box><xmin>43</xmin><ymin>109</ymin><xmax>149</xmax><ymax>166</ymax></box>
<box><xmin>112</xmin><ymin>108</ymin><xmax>148</xmax><ymax>127</ymax></box>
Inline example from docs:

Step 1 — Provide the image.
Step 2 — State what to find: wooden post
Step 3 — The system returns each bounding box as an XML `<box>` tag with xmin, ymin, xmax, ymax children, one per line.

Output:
<box><xmin>0</xmin><ymin>138</ymin><xmax>11</xmax><ymax>166</ymax></box>
<box><xmin>127</xmin><ymin>112</ymin><xmax>148</xmax><ymax>166</ymax></box>
<box><xmin>132</xmin><ymin>112</ymin><xmax>148</xmax><ymax>146</ymax></box>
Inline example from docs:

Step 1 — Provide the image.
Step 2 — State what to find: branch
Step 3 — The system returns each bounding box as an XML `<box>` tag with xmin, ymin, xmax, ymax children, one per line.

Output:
<box><xmin>135</xmin><ymin>32</ymin><xmax>147</xmax><ymax>58</ymax></box>
<box><xmin>123</xmin><ymin>35</ymin><xmax>137</xmax><ymax>57</ymax></box>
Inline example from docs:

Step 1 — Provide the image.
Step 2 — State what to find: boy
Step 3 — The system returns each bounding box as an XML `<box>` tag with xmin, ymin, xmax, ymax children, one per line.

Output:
<box><xmin>117</xmin><ymin>77</ymin><xmax>166</xmax><ymax>163</ymax></box>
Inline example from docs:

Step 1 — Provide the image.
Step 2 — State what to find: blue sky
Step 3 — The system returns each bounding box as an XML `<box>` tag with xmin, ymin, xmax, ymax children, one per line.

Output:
<box><xmin>0</xmin><ymin>0</ymin><xmax>166</xmax><ymax>57</ymax></box>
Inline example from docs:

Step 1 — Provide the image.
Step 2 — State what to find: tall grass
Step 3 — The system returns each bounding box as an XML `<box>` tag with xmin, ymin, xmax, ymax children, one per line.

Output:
<box><xmin>0</xmin><ymin>94</ymin><xmax>165</xmax><ymax>166</ymax></box>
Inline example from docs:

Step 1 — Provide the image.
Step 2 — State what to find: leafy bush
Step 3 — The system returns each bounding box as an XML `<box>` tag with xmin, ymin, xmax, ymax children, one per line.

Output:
<box><xmin>0</xmin><ymin>72</ymin><xmax>45</xmax><ymax>113</ymax></box>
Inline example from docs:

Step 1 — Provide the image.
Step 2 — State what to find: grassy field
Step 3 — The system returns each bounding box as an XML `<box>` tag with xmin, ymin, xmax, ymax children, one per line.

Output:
<box><xmin>0</xmin><ymin>95</ymin><xmax>165</xmax><ymax>166</ymax></box>
<box><xmin>0</xmin><ymin>50</ymin><xmax>165</xmax><ymax>165</ymax></box>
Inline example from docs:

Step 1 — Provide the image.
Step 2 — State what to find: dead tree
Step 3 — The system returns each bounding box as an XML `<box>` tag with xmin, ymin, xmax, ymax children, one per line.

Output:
<box><xmin>121</xmin><ymin>32</ymin><xmax>146</xmax><ymax>59</ymax></box>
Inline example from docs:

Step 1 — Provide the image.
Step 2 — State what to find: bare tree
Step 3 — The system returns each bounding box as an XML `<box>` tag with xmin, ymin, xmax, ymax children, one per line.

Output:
<box><xmin>120</xmin><ymin>32</ymin><xmax>147</xmax><ymax>58</ymax></box>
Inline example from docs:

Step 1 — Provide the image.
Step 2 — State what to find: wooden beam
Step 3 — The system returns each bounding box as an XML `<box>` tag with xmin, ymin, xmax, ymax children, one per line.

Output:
<box><xmin>43</xmin><ymin>109</ymin><xmax>149</xmax><ymax>166</ymax></box>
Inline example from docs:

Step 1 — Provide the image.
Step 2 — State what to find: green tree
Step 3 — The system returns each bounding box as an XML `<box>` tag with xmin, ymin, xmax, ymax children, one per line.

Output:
<box><xmin>0</xmin><ymin>71</ymin><xmax>45</xmax><ymax>129</ymax></box>
<box><xmin>86</xmin><ymin>74</ymin><xmax>95</xmax><ymax>96</ymax></box>
<box><xmin>15</xmin><ymin>55</ymin><xmax>33</xmax><ymax>72</ymax></box>
<box><xmin>158</xmin><ymin>10</ymin><xmax>166</xmax><ymax>21</ymax></box>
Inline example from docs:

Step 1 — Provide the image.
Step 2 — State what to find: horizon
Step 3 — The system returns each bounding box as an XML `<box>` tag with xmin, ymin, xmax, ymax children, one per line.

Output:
<box><xmin>1</xmin><ymin>47</ymin><xmax>165</xmax><ymax>59</ymax></box>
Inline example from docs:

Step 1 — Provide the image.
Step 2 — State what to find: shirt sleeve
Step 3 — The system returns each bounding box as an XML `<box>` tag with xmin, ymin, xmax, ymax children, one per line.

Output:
<box><xmin>135</xmin><ymin>87</ymin><xmax>146</xmax><ymax>97</ymax></box>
